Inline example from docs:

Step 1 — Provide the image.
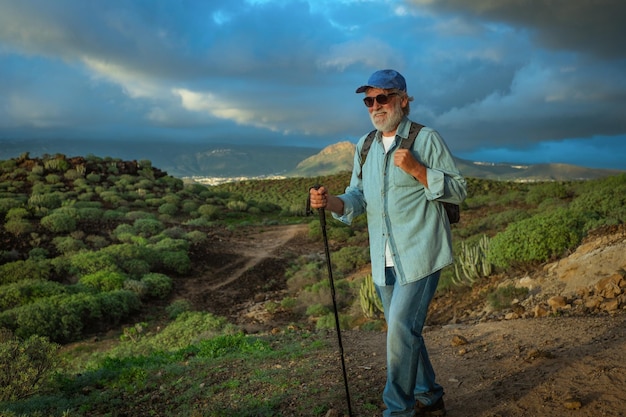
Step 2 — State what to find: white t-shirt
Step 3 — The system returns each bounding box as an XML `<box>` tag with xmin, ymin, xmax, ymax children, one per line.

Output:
<box><xmin>382</xmin><ymin>135</ymin><xmax>395</xmax><ymax>267</ymax></box>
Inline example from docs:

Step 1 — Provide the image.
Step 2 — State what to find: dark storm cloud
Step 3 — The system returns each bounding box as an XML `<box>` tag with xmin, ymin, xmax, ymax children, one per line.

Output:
<box><xmin>410</xmin><ymin>0</ymin><xmax>626</xmax><ymax>59</ymax></box>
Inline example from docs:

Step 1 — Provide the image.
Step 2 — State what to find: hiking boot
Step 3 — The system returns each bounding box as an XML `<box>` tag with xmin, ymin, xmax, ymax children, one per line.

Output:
<box><xmin>415</xmin><ymin>397</ymin><xmax>446</xmax><ymax>416</ymax></box>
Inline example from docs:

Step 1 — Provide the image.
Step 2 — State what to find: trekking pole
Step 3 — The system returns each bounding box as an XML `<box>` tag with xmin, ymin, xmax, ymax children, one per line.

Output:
<box><xmin>307</xmin><ymin>186</ymin><xmax>353</xmax><ymax>417</ymax></box>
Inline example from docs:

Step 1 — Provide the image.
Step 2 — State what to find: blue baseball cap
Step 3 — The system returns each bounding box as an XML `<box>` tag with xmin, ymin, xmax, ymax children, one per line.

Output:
<box><xmin>355</xmin><ymin>69</ymin><xmax>407</xmax><ymax>93</ymax></box>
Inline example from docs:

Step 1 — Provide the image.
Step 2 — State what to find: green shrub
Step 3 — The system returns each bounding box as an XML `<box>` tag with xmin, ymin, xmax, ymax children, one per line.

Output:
<box><xmin>306</xmin><ymin>303</ymin><xmax>330</xmax><ymax>317</ymax></box>
<box><xmin>0</xmin><ymin>260</ymin><xmax>51</xmax><ymax>285</ymax></box>
<box><xmin>0</xmin><ymin>330</ymin><xmax>60</xmax><ymax>401</ymax></box>
<box><xmin>101</xmin><ymin>243</ymin><xmax>159</xmax><ymax>271</ymax></box>
<box><xmin>315</xmin><ymin>312</ymin><xmax>351</xmax><ymax>331</ymax></box>
<box><xmin>197</xmin><ymin>204</ymin><xmax>220</xmax><ymax>219</ymax></box>
<box><xmin>158</xmin><ymin>202</ymin><xmax>178</xmax><ymax>216</ymax></box>
<box><xmin>133</xmin><ymin>218</ymin><xmax>164</xmax><ymax>237</ymax></box>
<box><xmin>120</xmin><ymin>259</ymin><xmax>151</xmax><ymax>278</ymax></box>
<box><xmin>40</xmin><ymin>212</ymin><xmax>77</xmax><ymax>233</ymax></box>
<box><xmin>52</xmin><ymin>236</ymin><xmax>87</xmax><ymax>254</ymax></box>
<box><xmin>28</xmin><ymin>192</ymin><xmax>62</xmax><ymax>212</ymax></box>
<box><xmin>85</xmin><ymin>235</ymin><xmax>109</xmax><ymax>249</ymax></box>
<box><xmin>77</xmin><ymin>207</ymin><xmax>104</xmax><ymax>220</ymax></box>
<box><xmin>123</xmin><ymin>279</ymin><xmax>148</xmax><ymax>298</ymax></box>
<box><xmin>4</xmin><ymin>207</ymin><xmax>29</xmax><ymax>220</ymax></box>
<box><xmin>64</xmin><ymin>168</ymin><xmax>82</xmax><ymax>180</ymax></box>
<box><xmin>111</xmin><ymin>223</ymin><xmax>136</xmax><ymax>242</ymax></box>
<box><xmin>158</xmin><ymin>251</ymin><xmax>191</xmax><ymax>274</ymax></box>
<box><xmin>3</xmin><ymin>218</ymin><xmax>33</xmax><ymax>236</ymax></box>
<box><xmin>184</xmin><ymin>217</ymin><xmax>213</xmax><ymax>227</ymax></box>
<box><xmin>103</xmin><ymin>209</ymin><xmax>125</xmax><ymax>220</ymax></box>
<box><xmin>457</xmin><ymin>208</ymin><xmax>531</xmax><ymax>239</ymax></box>
<box><xmin>166</xmin><ymin>299</ymin><xmax>193</xmax><ymax>319</ymax></box>
<box><xmin>161</xmin><ymin>226</ymin><xmax>187</xmax><ymax>239</ymax></box>
<box><xmin>330</xmin><ymin>245</ymin><xmax>370</xmax><ymax>276</ymax></box>
<box><xmin>185</xmin><ymin>230</ymin><xmax>207</xmax><ymax>243</ymax></box>
<box><xmin>125</xmin><ymin>211</ymin><xmax>155</xmax><ymax>221</ymax></box>
<box><xmin>226</xmin><ymin>200</ymin><xmax>248</xmax><ymax>212</ymax></box>
<box><xmin>67</xmin><ymin>250</ymin><xmax>119</xmax><ymax>277</ymax></box>
<box><xmin>286</xmin><ymin>257</ymin><xmax>324</xmax><ymax>294</ymax></box>
<box><xmin>0</xmin><ymin>198</ymin><xmax>24</xmax><ymax>216</ymax></box>
<box><xmin>45</xmin><ymin>173</ymin><xmax>62</xmax><ymax>184</ymax></box>
<box><xmin>488</xmin><ymin>208</ymin><xmax>586</xmax><ymax>269</ymax></box>
<box><xmin>79</xmin><ymin>270</ymin><xmax>128</xmax><ymax>292</ymax></box>
<box><xmin>181</xmin><ymin>201</ymin><xmax>198</xmax><ymax>214</ymax></box>
<box><xmin>150</xmin><ymin>237</ymin><xmax>190</xmax><ymax>252</ymax></box>
<box><xmin>106</xmin><ymin>311</ymin><xmax>233</xmax><ymax>358</ymax></box>
<box><xmin>141</xmin><ymin>273</ymin><xmax>173</xmax><ymax>299</ymax></box>
<box><xmin>28</xmin><ymin>247</ymin><xmax>48</xmax><ymax>261</ymax></box>
<box><xmin>327</xmin><ymin>223</ymin><xmax>355</xmax><ymax>241</ymax></box>
<box><xmin>0</xmin><ymin>290</ymin><xmax>140</xmax><ymax>343</ymax></box>
<box><xmin>92</xmin><ymin>290</ymin><xmax>141</xmax><ymax>325</ymax></box>
<box><xmin>525</xmin><ymin>182</ymin><xmax>571</xmax><ymax>205</ymax></box>
<box><xmin>0</xmin><ymin>280</ymin><xmax>67</xmax><ymax>310</ymax></box>
<box><xmin>569</xmin><ymin>174</ymin><xmax>626</xmax><ymax>228</ymax></box>
<box><xmin>299</xmin><ymin>278</ymin><xmax>352</xmax><ymax>313</ymax></box>
<box><xmin>86</xmin><ymin>173</ymin><xmax>101</xmax><ymax>183</ymax></box>
<box><xmin>99</xmin><ymin>190</ymin><xmax>125</xmax><ymax>205</ymax></box>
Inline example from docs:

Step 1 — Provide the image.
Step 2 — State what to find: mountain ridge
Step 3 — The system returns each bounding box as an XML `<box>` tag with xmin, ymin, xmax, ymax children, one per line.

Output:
<box><xmin>0</xmin><ymin>138</ymin><xmax>622</xmax><ymax>181</ymax></box>
<box><xmin>288</xmin><ymin>141</ymin><xmax>623</xmax><ymax>181</ymax></box>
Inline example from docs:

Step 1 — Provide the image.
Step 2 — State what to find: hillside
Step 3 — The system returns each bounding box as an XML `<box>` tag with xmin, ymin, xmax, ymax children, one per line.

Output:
<box><xmin>1</xmin><ymin>153</ymin><xmax>626</xmax><ymax>416</ymax></box>
<box><xmin>211</xmin><ymin>223</ymin><xmax>626</xmax><ymax>417</ymax></box>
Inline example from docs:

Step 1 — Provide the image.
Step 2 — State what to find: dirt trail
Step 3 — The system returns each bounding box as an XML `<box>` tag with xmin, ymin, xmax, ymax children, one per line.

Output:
<box><xmin>177</xmin><ymin>223</ymin><xmax>311</xmax><ymax>323</ymax></box>
<box><xmin>338</xmin><ymin>312</ymin><xmax>626</xmax><ymax>417</ymax></box>
<box><xmin>209</xmin><ymin>224</ymin><xmax>307</xmax><ymax>290</ymax></box>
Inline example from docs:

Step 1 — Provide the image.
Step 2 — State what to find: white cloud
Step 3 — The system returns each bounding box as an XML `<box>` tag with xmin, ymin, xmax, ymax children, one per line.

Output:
<box><xmin>317</xmin><ymin>37</ymin><xmax>400</xmax><ymax>71</ymax></box>
<box><xmin>82</xmin><ymin>57</ymin><xmax>163</xmax><ymax>99</ymax></box>
<box><xmin>173</xmin><ymin>88</ymin><xmax>282</xmax><ymax>131</ymax></box>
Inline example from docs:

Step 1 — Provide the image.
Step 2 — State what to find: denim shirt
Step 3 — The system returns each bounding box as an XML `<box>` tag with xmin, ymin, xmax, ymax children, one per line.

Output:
<box><xmin>333</xmin><ymin>117</ymin><xmax>467</xmax><ymax>286</ymax></box>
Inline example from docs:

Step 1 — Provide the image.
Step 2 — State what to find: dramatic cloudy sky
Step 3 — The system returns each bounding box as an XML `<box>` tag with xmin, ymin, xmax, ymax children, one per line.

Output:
<box><xmin>1</xmin><ymin>0</ymin><xmax>625</xmax><ymax>170</ymax></box>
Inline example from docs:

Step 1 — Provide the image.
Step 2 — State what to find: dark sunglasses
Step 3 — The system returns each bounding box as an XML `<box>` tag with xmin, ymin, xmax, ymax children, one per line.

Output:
<box><xmin>363</xmin><ymin>92</ymin><xmax>399</xmax><ymax>107</ymax></box>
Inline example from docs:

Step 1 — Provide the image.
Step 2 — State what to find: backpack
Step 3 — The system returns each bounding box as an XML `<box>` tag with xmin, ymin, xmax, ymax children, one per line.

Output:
<box><xmin>358</xmin><ymin>122</ymin><xmax>460</xmax><ymax>224</ymax></box>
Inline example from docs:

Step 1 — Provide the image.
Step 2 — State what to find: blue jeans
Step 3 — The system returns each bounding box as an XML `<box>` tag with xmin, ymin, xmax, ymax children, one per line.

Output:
<box><xmin>376</xmin><ymin>267</ymin><xmax>444</xmax><ymax>417</ymax></box>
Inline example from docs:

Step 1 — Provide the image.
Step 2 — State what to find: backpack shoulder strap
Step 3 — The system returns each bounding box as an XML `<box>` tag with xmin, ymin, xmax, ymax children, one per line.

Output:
<box><xmin>358</xmin><ymin>123</ymin><xmax>425</xmax><ymax>178</ymax></box>
<box><xmin>399</xmin><ymin>122</ymin><xmax>424</xmax><ymax>149</ymax></box>
<box><xmin>400</xmin><ymin>122</ymin><xmax>461</xmax><ymax>224</ymax></box>
<box><xmin>357</xmin><ymin>129</ymin><xmax>377</xmax><ymax>179</ymax></box>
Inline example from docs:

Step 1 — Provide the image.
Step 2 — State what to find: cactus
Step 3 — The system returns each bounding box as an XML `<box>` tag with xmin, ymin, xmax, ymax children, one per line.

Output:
<box><xmin>359</xmin><ymin>274</ymin><xmax>384</xmax><ymax>318</ymax></box>
<box><xmin>75</xmin><ymin>164</ymin><xmax>87</xmax><ymax>177</ymax></box>
<box><xmin>453</xmin><ymin>234</ymin><xmax>493</xmax><ymax>285</ymax></box>
<box><xmin>479</xmin><ymin>234</ymin><xmax>493</xmax><ymax>277</ymax></box>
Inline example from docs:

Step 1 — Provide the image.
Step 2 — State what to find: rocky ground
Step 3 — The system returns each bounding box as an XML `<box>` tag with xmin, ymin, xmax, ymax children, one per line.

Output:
<box><xmin>176</xmin><ymin>223</ymin><xmax>626</xmax><ymax>416</ymax></box>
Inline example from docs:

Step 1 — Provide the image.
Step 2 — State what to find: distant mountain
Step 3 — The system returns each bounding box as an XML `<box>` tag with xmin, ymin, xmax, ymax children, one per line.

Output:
<box><xmin>448</xmin><ymin>159</ymin><xmax>623</xmax><ymax>181</ymax></box>
<box><xmin>1</xmin><ymin>138</ymin><xmax>622</xmax><ymax>181</ymax></box>
<box><xmin>290</xmin><ymin>141</ymin><xmax>355</xmax><ymax>176</ymax></box>
<box><xmin>289</xmin><ymin>142</ymin><xmax>624</xmax><ymax>181</ymax></box>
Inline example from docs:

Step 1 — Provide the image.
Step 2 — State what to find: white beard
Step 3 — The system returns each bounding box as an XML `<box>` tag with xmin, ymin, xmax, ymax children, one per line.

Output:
<box><xmin>370</xmin><ymin>101</ymin><xmax>404</xmax><ymax>133</ymax></box>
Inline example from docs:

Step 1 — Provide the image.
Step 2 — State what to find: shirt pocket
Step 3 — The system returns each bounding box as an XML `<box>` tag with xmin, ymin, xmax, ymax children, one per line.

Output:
<box><xmin>391</xmin><ymin>165</ymin><xmax>419</xmax><ymax>188</ymax></box>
